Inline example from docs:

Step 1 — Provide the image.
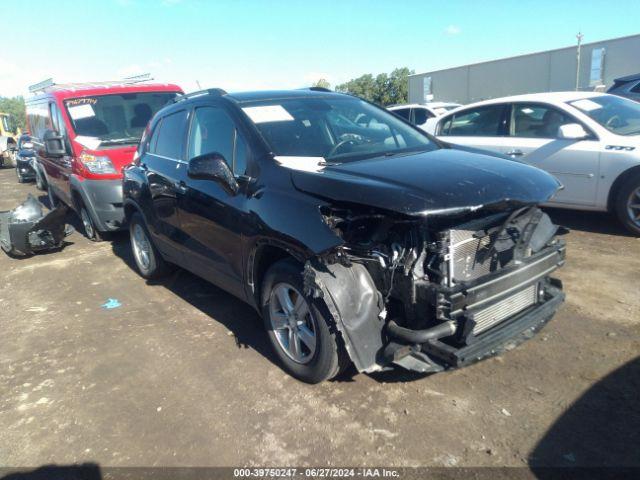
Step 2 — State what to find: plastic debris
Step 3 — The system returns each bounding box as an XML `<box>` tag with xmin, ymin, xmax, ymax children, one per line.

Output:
<box><xmin>101</xmin><ymin>298</ymin><xmax>122</xmax><ymax>309</ymax></box>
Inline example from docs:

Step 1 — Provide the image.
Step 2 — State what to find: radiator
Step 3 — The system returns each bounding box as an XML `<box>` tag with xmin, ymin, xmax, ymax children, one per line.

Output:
<box><xmin>471</xmin><ymin>284</ymin><xmax>538</xmax><ymax>335</ymax></box>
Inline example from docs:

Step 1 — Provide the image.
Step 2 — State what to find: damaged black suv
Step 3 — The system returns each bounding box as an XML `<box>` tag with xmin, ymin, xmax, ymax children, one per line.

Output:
<box><xmin>123</xmin><ymin>87</ymin><xmax>566</xmax><ymax>383</ymax></box>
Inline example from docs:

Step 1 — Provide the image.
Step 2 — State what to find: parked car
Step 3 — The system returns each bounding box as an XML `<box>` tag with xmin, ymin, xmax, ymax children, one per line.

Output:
<box><xmin>26</xmin><ymin>80</ymin><xmax>183</xmax><ymax>240</ymax></box>
<box><xmin>388</xmin><ymin>102</ymin><xmax>462</xmax><ymax>130</ymax></box>
<box><xmin>607</xmin><ymin>73</ymin><xmax>640</xmax><ymax>103</ymax></box>
<box><xmin>15</xmin><ymin>134</ymin><xmax>36</xmax><ymax>183</ymax></box>
<box><xmin>123</xmin><ymin>88</ymin><xmax>566</xmax><ymax>383</ymax></box>
<box><xmin>424</xmin><ymin>92</ymin><xmax>640</xmax><ymax>234</ymax></box>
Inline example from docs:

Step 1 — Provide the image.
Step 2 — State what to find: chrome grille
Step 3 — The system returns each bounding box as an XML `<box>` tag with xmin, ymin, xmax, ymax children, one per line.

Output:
<box><xmin>471</xmin><ymin>284</ymin><xmax>538</xmax><ymax>335</ymax></box>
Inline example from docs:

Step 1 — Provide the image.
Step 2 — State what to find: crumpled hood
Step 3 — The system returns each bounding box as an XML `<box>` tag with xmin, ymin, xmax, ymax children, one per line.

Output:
<box><xmin>290</xmin><ymin>148</ymin><xmax>562</xmax><ymax>216</ymax></box>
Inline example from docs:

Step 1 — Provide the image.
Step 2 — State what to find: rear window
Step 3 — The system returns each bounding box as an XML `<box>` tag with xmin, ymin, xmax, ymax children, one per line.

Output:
<box><xmin>64</xmin><ymin>91</ymin><xmax>178</xmax><ymax>146</ymax></box>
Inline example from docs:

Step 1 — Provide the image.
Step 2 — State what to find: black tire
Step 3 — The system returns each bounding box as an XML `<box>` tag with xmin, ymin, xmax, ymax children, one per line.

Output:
<box><xmin>614</xmin><ymin>172</ymin><xmax>640</xmax><ymax>236</ymax></box>
<box><xmin>129</xmin><ymin>211</ymin><xmax>172</xmax><ymax>279</ymax></box>
<box><xmin>261</xmin><ymin>259</ymin><xmax>350</xmax><ymax>383</ymax></box>
<box><xmin>47</xmin><ymin>183</ymin><xmax>58</xmax><ymax>209</ymax></box>
<box><xmin>79</xmin><ymin>204</ymin><xmax>104</xmax><ymax>242</ymax></box>
<box><xmin>35</xmin><ymin>167</ymin><xmax>46</xmax><ymax>191</ymax></box>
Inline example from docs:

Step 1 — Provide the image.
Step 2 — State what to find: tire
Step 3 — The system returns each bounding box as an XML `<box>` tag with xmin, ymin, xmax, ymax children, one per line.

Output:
<box><xmin>129</xmin><ymin>211</ymin><xmax>172</xmax><ymax>279</ymax></box>
<box><xmin>614</xmin><ymin>173</ymin><xmax>640</xmax><ymax>235</ymax></box>
<box><xmin>78</xmin><ymin>204</ymin><xmax>104</xmax><ymax>242</ymax></box>
<box><xmin>16</xmin><ymin>167</ymin><xmax>25</xmax><ymax>183</ymax></box>
<box><xmin>261</xmin><ymin>259</ymin><xmax>349</xmax><ymax>383</ymax></box>
<box><xmin>35</xmin><ymin>167</ymin><xmax>46</xmax><ymax>191</ymax></box>
<box><xmin>47</xmin><ymin>183</ymin><xmax>58</xmax><ymax>208</ymax></box>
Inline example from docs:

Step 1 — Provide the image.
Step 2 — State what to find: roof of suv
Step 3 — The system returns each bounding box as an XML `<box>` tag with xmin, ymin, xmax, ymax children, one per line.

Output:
<box><xmin>225</xmin><ymin>88</ymin><xmax>344</xmax><ymax>103</ymax></box>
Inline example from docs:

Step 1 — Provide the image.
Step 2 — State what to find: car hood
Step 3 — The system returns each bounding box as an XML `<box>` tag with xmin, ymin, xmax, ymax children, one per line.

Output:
<box><xmin>289</xmin><ymin>149</ymin><xmax>562</xmax><ymax>217</ymax></box>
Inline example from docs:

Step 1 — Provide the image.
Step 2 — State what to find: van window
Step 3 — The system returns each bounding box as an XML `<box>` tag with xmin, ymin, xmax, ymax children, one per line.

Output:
<box><xmin>26</xmin><ymin>103</ymin><xmax>52</xmax><ymax>140</ymax></box>
<box><xmin>64</xmin><ymin>91</ymin><xmax>178</xmax><ymax>146</ymax></box>
<box><xmin>154</xmin><ymin>110</ymin><xmax>188</xmax><ymax>159</ymax></box>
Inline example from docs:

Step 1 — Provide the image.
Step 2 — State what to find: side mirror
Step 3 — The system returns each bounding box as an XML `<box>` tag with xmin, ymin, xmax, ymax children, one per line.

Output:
<box><xmin>558</xmin><ymin>123</ymin><xmax>589</xmax><ymax>140</ymax></box>
<box><xmin>187</xmin><ymin>152</ymin><xmax>239</xmax><ymax>195</ymax></box>
<box><xmin>43</xmin><ymin>129</ymin><xmax>66</xmax><ymax>157</ymax></box>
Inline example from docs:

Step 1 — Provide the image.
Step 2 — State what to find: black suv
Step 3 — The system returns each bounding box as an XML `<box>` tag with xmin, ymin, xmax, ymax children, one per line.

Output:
<box><xmin>607</xmin><ymin>73</ymin><xmax>640</xmax><ymax>103</ymax></box>
<box><xmin>123</xmin><ymin>88</ymin><xmax>566</xmax><ymax>383</ymax></box>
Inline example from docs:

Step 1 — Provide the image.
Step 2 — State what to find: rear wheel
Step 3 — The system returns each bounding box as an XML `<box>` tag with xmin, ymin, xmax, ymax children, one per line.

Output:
<box><xmin>129</xmin><ymin>211</ymin><xmax>172</xmax><ymax>279</ymax></box>
<box><xmin>261</xmin><ymin>259</ymin><xmax>349</xmax><ymax>383</ymax></box>
<box><xmin>614</xmin><ymin>173</ymin><xmax>640</xmax><ymax>235</ymax></box>
<box><xmin>35</xmin><ymin>167</ymin><xmax>46</xmax><ymax>191</ymax></box>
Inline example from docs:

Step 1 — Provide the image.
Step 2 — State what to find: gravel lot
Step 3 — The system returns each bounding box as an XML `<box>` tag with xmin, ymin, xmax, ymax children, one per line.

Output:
<box><xmin>1</xmin><ymin>166</ymin><xmax>638</xmax><ymax>470</ymax></box>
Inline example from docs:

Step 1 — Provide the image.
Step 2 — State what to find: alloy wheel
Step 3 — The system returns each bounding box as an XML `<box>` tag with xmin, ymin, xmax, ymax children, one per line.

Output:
<box><xmin>81</xmin><ymin>208</ymin><xmax>95</xmax><ymax>239</ymax></box>
<box><xmin>269</xmin><ymin>283</ymin><xmax>317</xmax><ymax>364</ymax></box>
<box><xmin>627</xmin><ymin>186</ymin><xmax>640</xmax><ymax>228</ymax></box>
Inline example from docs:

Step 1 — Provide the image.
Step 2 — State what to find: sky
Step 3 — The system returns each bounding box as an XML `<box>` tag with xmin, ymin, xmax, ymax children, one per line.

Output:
<box><xmin>1</xmin><ymin>0</ymin><xmax>640</xmax><ymax>97</ymax></box>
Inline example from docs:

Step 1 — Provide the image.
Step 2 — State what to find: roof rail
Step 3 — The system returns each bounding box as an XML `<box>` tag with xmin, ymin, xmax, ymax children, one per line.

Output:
<box><xmin>172</xmin><ymin>88</ymin><xmax>227</xmax><ymax>103</ymax></box>
<box><xmin>28</xmin><ymin>74</ymin><xmax>156</xmax><ymax>94</ymax></box>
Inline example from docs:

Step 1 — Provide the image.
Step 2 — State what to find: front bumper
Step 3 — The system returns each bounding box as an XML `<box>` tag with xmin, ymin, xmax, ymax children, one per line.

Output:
<box><xmin>386</xmin><ymin>243</ymin><xmax>566</xmax><ymax>372</ymax></box>
<box><xmin>72</xmin><ymin>177</ymin><xmax>125</xmax><ymax>232</ymax></box>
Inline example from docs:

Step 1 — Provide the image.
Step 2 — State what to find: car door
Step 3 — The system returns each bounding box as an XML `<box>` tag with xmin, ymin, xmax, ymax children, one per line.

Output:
<box><xmin>437</xmin><ymin>103</ymin><xmax>510</xmax><ymax>153</ymax></box>
<box><xmin>497</xmin><ymin>103</ymin><xmax>600</xmax><ymax>207</ymax></box>
<box><xmin>178</xmin><ymin>104</ymin><xmax>250</xmax><ymax>299</ymax></box>
<box><xmin>141</xmin><ymin>109</ymin><xmax>190</xmax><ymax>263</ymax></box>
<box><xmin>47</xmin><ymin>102</ymin><xmax>74</xmax><ymax>204</ymax></box>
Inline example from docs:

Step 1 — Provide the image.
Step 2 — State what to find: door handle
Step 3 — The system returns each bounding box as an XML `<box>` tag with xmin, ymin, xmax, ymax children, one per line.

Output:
<box><xmin>506</xmin><ymin>149</ymin><xmax>524</xmax><ymax>157</ymax></box>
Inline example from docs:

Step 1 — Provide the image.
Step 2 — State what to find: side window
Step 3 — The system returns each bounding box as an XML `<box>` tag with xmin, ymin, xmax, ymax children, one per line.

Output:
<box><xmin>188</xmin><ymin>106</ymin><xmax>235</xmax><ymax>164</ymax></box>
<box><xmin>393</xmin><ymin>108</ymin><xmax>411</xmax><ymax>121</ymax></box>
<box><xmin>511</xmin><ymin>104</ymin><xmax>574</xmax><ymax>139</ymax></box>
<box><xmin>631</xmin><ymin>81</ymin><xmax>640</xmax><ymax>93</ymax></box>
<box><xmin>412</xmin><ymin>107</ymin><xmax>431</xmax><ymax>126</ymax></box>
<box><xmin>50</xmin><ymin>103</ymin><xmax>67</xmax><ymax>137</ymax></box>
<box><xmin>154</xmin><ymin>110</ymin><xmax>188</xmax><ymax>159</ymax></box>
<box><xmin>148</xmin><ymin>120</ymin><xmax>162</xmax><ymax>154</ymax></box>
<box><xmin>442</xmin><ymin>105</ymin><xmax>506</xmax><ymax>137</ymax></box>
<box><xmin>233</xmin><ymin>131</ymin><xmax>248</xmax><ymax>176</ymax></box>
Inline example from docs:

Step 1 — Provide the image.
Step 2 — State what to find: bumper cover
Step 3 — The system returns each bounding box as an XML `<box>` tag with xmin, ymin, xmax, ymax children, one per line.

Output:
<box><xmin>71</xmin><ymin>177</ymin><xmax>125</xmax><ymax>231</ymax></box>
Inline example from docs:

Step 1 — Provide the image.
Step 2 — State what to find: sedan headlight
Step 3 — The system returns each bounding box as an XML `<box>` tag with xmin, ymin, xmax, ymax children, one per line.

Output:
<box><xmin>79</xmin><ymin>152</ymin><xmax>117</xmax><ymax>174</ymax></box>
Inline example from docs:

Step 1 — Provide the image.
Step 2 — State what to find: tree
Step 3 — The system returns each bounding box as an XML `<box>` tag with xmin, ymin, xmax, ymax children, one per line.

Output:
<box><xmin>0</xmin><ymin>96</ymin><xmax>26</xmax><ymax>132</ymax></box>
<box><xmin>312</xmin><ymin>78</ymin><xmax>331</xmax><ymax>89</ymax></box>
<box><xmin>336</xmin><ymin>67</ymin><xmax>414</xmax><ymax>106</ymax></box>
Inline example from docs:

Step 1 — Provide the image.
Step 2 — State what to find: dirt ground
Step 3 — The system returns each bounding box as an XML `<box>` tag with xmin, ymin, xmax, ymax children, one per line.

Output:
<box><xmin>1</xmin><ymin>166</ymin><xmax>639</xmax><ymax>471</ymax></box>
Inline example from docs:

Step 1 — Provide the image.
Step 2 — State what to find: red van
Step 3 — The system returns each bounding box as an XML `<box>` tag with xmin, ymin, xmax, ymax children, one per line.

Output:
<box><xmin>26</xmin><ymin>80</ymin><xmax>183</xmax><ymax>240</ymax></box>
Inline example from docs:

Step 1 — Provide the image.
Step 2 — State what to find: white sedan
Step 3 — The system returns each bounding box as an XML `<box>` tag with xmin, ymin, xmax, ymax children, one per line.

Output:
<box><xmin>424</xmin><ymin>92</ymin><xmax>640</xmax><ymax>234</ymax></box>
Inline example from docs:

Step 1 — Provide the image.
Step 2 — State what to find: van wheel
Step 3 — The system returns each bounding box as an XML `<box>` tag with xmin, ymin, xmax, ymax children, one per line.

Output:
<box><xmin>47</xmin><ymin>184</ymin><xmax>58</xmax><ymax>208</ymax></box>
<box><xmin>79</xmin><ymin>206</ymin><xmax>104</xmax><ymax>242</ymax></box>
<box><xmin>261</xmin><ymin>259</ymin><xmax>349</xmax><ymax>383</ymax></box>
<box><xmin>129</xmin><ymin>212</ymin><xmax>171</xmax><ymax>279</ymax></box>
<box><xmin>614</xmin><ymin>173</ymin><xmax>640</xmax><ymax>235</ymax></box>
<box><xmin>35</xmin><ymin>168</ymin><xmax>46</xmax><ymax>191</ymax></box>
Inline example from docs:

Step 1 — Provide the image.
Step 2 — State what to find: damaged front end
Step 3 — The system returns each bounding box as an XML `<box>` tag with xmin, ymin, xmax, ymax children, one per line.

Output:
<box><xmin>304</xmin><ymin>204</ymin><xmax>566</xmax><ymax>374</ymax></box>
<box><xmin>0</xmin><ymin>195</ymin><xmax>72</xmax><ymax>257</ymax></box>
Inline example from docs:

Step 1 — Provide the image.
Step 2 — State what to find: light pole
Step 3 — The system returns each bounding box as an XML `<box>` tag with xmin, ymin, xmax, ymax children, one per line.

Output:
<box><xmin>576</xmin><ymin>32</ymin><xmax>584</xmax><ymax>91</ymax></box>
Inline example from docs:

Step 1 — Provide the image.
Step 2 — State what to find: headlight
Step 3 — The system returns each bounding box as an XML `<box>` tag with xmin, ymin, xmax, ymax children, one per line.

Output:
<box><xmin>79</xmin><ymin>152</ymin><xmax>117</xmax><ymax>174</ymax></box>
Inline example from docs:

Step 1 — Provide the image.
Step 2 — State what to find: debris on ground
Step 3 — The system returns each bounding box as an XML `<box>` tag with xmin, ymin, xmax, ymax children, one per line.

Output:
<box><xmin>101</xmin><ymin>298</ymin><xmax>122</xmax><ymax>309</ymax></box>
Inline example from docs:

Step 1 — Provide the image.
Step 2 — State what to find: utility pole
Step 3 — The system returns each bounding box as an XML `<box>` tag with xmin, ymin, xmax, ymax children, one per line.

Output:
<box><xmin>576</xmin><ymin>32</ymin><xmax>584</xmax><ymax>91</ymax></box>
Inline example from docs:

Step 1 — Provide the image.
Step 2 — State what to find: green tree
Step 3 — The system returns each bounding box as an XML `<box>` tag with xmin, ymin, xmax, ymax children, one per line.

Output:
<box><xmin>0</xmin><ymin>96</ymin><xmax>26</xmax><ymax>133</ymax></box>
<box><xmin>312</xmin><ymin>78</ymin><xmax>331</xmax><ymax>89</ymax></box>
<box><xmin>336</xmin><ymin>67</ymin><xmax>414</xmax><ymax>106</ymax></box>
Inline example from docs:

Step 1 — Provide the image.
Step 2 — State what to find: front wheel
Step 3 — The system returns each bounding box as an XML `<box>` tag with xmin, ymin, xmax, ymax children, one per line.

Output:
<box><xmin>261</xmin><ymin>259</ymin><xmax>349</xmax><ymax>383</ymax></box>
<box><xmin>35</xmin><ymin>167</ymin><xmax>46</xmax><ymax>191</ymax></box>
<box><xmin>614</xmin><ymin>173</ymin><xmax>640</xmax><ymax>235</ymax></box>
<box><xmin>79</xmin><ymin>206</ymin><xmax>104</xmax><ymax>242</ymax></box>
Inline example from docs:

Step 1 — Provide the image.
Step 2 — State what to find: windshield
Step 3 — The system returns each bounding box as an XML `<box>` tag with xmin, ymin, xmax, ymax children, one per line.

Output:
<box><xmin>241</xmin><ymin>96</ymin><xmax>436</xmax><ymax>162</ymax></box>
<box><xmin>569</xmin><ymin>95</ymin><xmax>640</xmax><ymax>136</ymax></box>
<box><xmin>65</xmin><ymin>92</ymin><xmax>178</xmax><ymax>145</ymax></box>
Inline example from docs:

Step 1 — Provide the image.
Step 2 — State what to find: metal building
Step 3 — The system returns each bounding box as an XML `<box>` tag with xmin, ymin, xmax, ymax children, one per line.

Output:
<box><xmin>408</xmin><ymin>33</ymin><xmax>640</xmax><ymax>105</ymax></box>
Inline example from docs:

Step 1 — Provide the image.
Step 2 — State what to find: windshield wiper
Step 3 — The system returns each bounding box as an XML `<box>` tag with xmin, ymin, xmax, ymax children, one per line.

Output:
<box><xmin>100</xmin><ymin>137</ymin><xmax>139</xmax><ymax>146</ymax></box>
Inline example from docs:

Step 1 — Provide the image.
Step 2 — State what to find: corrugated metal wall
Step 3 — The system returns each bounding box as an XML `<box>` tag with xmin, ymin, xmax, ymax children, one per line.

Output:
<box><xmin>408</xmin><ymin>34</ymin><xmax>640</xmax><ymax>104</ymax></box>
